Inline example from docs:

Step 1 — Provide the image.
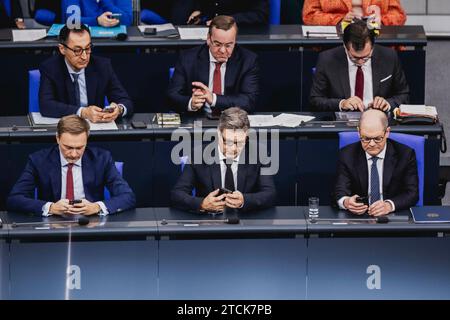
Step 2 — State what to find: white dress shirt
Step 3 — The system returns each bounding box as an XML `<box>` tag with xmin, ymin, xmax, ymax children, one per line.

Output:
<box><xmin>338</xmin><ymin>144</ymin><xmax>395</xmax><ymax>211</ymax></box>
<box><xmin>65</xmin><ymin>59</ymin><xmax>127</xmax><ymax>117</ymax></box>
<box><xmin>41</xmin><ymin>150</ymin><xmax>109</xmax><ymax>216</ymax></box>
<box><xmin>188</xmin><ymin>50</ymin><xmax>227</xmax><ymax>113</ymax></box>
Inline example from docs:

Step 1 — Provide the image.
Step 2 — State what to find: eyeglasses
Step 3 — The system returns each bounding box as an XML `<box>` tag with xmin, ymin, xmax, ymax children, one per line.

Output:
<box><xmin>360</xmin><ymin>131</ymin><xmax>386</xmax><ymax>144</ymax></box>
<box><xmin>210</xmin><ymin>38</ymin><xmax>235</xmax><ymax>50</ymax></box>
<box><xmin>62</xmin><ymin>43</ymin><xmax>93</xmax><ymax>56</ymax></box>
<box><xmin>222</xmin><ymin>136</ymin><xmax>246</xmax><ymax>148</ymax></box>
<box><xmin>347</xmin><ymin>49</ymin><xmax>373</xmax><ymax>65</ymax></box>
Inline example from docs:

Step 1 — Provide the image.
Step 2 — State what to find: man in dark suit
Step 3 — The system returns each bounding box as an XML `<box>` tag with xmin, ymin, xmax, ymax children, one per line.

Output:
<box><xmin>334</xmin><ymin>109</ymin><xmax>418</xmax><ymax>216</ymax></box>
<box><xmin>171</xmin><ymin>107</ymin><xmax>276</xmax><ymax>213</ymax></box>
<box><xmin>310</xmin><ymin>19</ymin><xmax>409</xmax><ymax>112</ymax></box>
<box><xmin>39</xmin><ymin>24</ymin><xmax>133</xmax><ymax>121</ymax></box>
<box><xmin>7</xmin><ymin>115</ymin><xmax>136</xmax><ymax>216</ymax></box>
<box><xmin>167</xmin><ymin>15</ymin><xmax>259</xmax><ymax>115</ymax></box>
<box><xmin>186</xmin><ymin>0</ymin><xmax>269</xmax><ymax>26</ymax></box>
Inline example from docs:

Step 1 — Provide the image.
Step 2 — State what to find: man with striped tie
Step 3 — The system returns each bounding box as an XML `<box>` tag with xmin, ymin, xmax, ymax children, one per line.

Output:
<box><xmin>334</xmin><ymin>109</ymin><xmax>418</xmax><ymax>216</ymax></box>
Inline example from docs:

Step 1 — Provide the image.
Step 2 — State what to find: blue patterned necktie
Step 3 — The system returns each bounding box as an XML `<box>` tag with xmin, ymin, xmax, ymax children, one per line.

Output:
<box><xmin>72</xmin><ymin>73</ymin><xmax>81</xmax><ymax>108</ymax></box>
<box><xmin>370</xmin><ymin>156</ymin><xmax>381</xmax><ymax>204</ymax></box>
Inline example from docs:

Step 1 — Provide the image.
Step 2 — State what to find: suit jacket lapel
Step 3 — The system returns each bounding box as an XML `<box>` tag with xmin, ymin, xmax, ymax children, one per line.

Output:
<box><xmin>85</xmin><ymin>64</ymin><xmax>98</xmax><ymax>106</ymax></box>
<box><xmin>197</xmin><ymin>45</ymin><xmax>210</xmax><ymax>88</ymax></box>
<box><xmin>237</xmin><ymin>164</ymin><xmax>247</xmax><ymax>192</ymax></box>
<box><xmin>383</xmin><ymin>140</ymin><xmax>396</xmax><ymax>193</ymax></box>
<box><xmin>337</xmin><ymin>47</ymin><xmax>351</xmax><ymax>98</ymax></box>
<box><xmin>356</xmin><ymin>147</ymin><xmax>369</xmax><ymax>195</ymax></box>
<box><xmin>81</xmin><ymin>152</ymin><xmax>95</xmax><ymax>200</ymax></box>
<box><xmin>371</xmin><ymin>46</ymin><xmax>381</xmax><ymax>97</ymax></box>
<box><xmin>210</xmin><ymin>164</ymin><xmax>222</xmax><ymax>191</ymax></box>
<box><xmin>49</xmin><ymin>147</ymin><xmax>62</xmax><ymax>200</ymax></box>
<box><xmin>224</xmin><ymin>47</ymin><xmax>240</xmax><ymax>94</ymax></box>
<box><xmin>61</xmin><ymin>58</ymin><xmax>77</xmax><ymax>106</ymax></box>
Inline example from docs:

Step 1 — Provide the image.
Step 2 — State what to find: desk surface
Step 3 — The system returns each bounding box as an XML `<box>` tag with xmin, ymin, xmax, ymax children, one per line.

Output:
<box><xmin>0</xmin><ymin>25</ymin><xmax>427</xmax><ymax>50</ymax></box>
<box><xmin>2</xmin><ymin>206</ymin><xmax>450</xmax><ymax>241</ymax></box>
<box><xmin>0</xmin><ymin>113</ymin><xmax>442</xmax><ymax>139</ymax></box>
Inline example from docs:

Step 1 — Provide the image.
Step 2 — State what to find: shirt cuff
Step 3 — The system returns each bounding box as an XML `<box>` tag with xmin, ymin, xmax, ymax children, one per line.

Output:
<box><xmin>96</xmin><ymin>201</ymin><xmax>109</xmax><ymax>216</ymax></box>
<box><xmin>76</xmin><ymin>107</ymin><xmax>84</xmax><ymax>117</ymax></box>
<box><xmin>118</xmin><ymin>104</ymin><xmax>127</xmax><ymax>117</ymax></box>
<box><xmin>386</xmin><ymin>102</ymin><xmax>391</xmax><ymax>112</ymax></box>
<box><xmin>385</xmin><ymin>199</ymin><xmax>395</xmax><ymax>212</ymax></box>
<box><xmin>188</xmin><ymin>98</ymin><xmax>194</xmax><ymax>111</ymax></box>
<box><xmin>338</xmin><ymin>99</ymin><xmax>345</xmax><ymax>111</ymax></box>
<box><xmin>338</xmin><ymin>196</ymin><xmax>349</xmax><ymax>210</ymax></box>
<box><xmin>42</xmin><ymin>202</ymin><xmax>53</xmax><ymax>217</ymax></box>
<box><xmin>211</xmin><ymin>93</ymin><xmax>217</xmax><ymax>107</ymax></box>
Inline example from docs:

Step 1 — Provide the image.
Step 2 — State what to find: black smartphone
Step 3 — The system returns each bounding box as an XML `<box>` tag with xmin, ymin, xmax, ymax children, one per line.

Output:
<box><xmin>218</xmin><ymin>187</ymin><xmax>233</xmax><ymax>196</ymax></box>
<box><xmin>131</xmin><ymin>121</ymin><xmax>147</xmax><ymax>129</ymax></box>
<box><xmin>144</xmin><ymin>27</ymin><xmax>156</xmax><ymax>35</ymax></box>
<box><xmin>69</xmin><ymin>199</ymin><xmax>82</xmax><ymax>205</ymax></box>
<box><xmin>109</xmin><ymin>13</ymin><xmax>122</xmax><ymax>20</ymax></box>
<box><xmin>102</xmin><ymin>106</ymin><xmax>115</xmax><ymax>113</ymax></box>
<box><xmin>356</xmin><ymin>196</ymin><xmax>369</xmax><ymax>205</ymax></box>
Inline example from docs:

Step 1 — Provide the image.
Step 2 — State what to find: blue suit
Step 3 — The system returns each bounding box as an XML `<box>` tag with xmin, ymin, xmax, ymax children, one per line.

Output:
<box><xmin>167</xmin><ymin>44</ymin><xmax>259</xmax><ymax>113</ymax></box>
<box><xmin>39</xmin><ymin>55</ymin><xmax>133</xmax><ymax>118</ymax></box>
<box><xmin>7</xmin><ymin>146</ymin><xmax>136</xmax><ymax>215</ymax></box>
<box><xmin>64</xmin><ymin>0</ymin><xmax>132</xmax><ymax>26</ymax></box>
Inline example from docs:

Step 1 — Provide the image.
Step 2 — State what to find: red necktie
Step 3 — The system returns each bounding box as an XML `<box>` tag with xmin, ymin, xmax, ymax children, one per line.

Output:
<box><xmin>212</xmin><ymin>62</ymin><xmax>223</xmax><ymax>95</ymax></box>
<box><xmin>66</xmin><ymin>163</ymin><xmax>74</xmax><ymax>201</ymax></box>
<box><xmin>355</xmin><ymin>66</ymin><xmax>364</xmax><ymax>101</ymax></box>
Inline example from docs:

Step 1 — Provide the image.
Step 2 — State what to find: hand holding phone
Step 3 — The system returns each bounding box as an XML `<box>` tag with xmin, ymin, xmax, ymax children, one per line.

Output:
<box><xmin>355</xmin><ymin>196</ymin><xmax>369</xmax><ymax>205</ymax></box>
<box><xmin>69</xmin><ymin>199</ymin><xmax>82</xmax><ymax>205</ymax></box>
<box><xmin>109</xmin><ymin>13</ymin><xmax>122</xmax><ymax>20</ymax></box>
<box><xmin>218</xmin><ymin>187</ymin><xmax>233</xmax><ymax>196</ymax></box>
<box><xmin>102</xmin><ymin>106</ymin><xmax>115</xmax><ymax>113</ymax></box>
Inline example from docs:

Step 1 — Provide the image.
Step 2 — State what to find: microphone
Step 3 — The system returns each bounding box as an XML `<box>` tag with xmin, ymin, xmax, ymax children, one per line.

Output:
<box><xmin>309</xmin><ymin>215</ymin><xmax>409</xmax><ymax>224</ymax></box>
<box><xmin>11</xmin><ymin>216</ymin><xmax>89</xmax><ymax>228</ymax></box>
<box><xmin>115</xmin><ymin>33</ymin><xmax>127</xmax><ymax>41</ymax></box>
<box><xmin>160</xmin><ymin>217</ymin><xmax>240</xmax><ymax>225</ymax></box>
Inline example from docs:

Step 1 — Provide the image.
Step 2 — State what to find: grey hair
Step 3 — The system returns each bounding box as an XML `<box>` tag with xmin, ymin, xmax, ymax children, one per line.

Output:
<box><xmin>359</xmin><ymin>109</ymin><xmax>389</xmax><ymax>130</ymax></box>
<box><xmin>218</xmin><ymin>107</ymin><xmax>250</xmax><ymax>132</ymax></box>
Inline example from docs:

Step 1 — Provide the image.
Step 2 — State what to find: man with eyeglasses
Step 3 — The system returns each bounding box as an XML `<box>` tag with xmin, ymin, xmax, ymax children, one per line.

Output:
<box><xmin>39</xmin><ymin>24</ymin><xmax>133</xmax><ymax>122</ymax></box>
<box><xmin>171</xmin><ymin>107</ymin><xmax>276</xmax><ymax>213</ymax></box>
<box><xmin>310</xmin><ymin>19</ymin><xmax>409</xmax><ymax>112</ymax></box>
<box><xmin>7</xmin><ymin>115</ymin><xmax>136</xmax><ymax>216</ymax></box>
<box><xmin>167</xmin><ymin>15</ymin><xmax>259</xmax><ymax>116</ymax></box>
<box><xmin>334</xmin><ymin>109</ymin><xmax>418</xmax><ymax>216</ymax></box>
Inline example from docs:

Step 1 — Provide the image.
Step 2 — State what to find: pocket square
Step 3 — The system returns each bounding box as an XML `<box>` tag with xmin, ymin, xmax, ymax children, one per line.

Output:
<box><xmin>380</xmin><ymin>75</ymin><xmax>392</xmax><ymax>83</ymax></box>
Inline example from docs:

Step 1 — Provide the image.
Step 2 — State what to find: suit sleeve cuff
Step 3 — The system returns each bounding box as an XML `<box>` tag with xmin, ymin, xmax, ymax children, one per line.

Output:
<box><xmin>385</xmin><ymin>199</ymin><xmax>395</xmax><ymax>212</ymax></box>
<box><xmin>42</xmin><ymin>202</ymin><xmax>53</xmax><ymax>216</ymax></box>
<box><xmin>96</xmin><ymin>201</ymin><xmax>109</xmax><ymax>216</ymax></box>
<box><xmin>338</xmin><ymin>196</ymin><xmax>349</xmax><ymax>210</ymax></box>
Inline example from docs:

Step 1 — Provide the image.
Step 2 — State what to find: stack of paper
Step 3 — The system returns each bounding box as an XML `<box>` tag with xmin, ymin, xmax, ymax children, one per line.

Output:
<box><xmin>29</xmin><ymin>112</ymin><xmax>118</xmax><ymax>130</ymax></box>
<box><xmin>177</xmin><ymin>27</ymin><xmax>208</xmax><ymax>40</ymax></box>
<box><xmin>248</xmin><ymin>115</ymin><xmax>276</xmax><ymax>127</ymax></box>
<box><xmin>398</xmin><ymin>104</ymin><xmax>438</xmax><ymax>118</ymax></box>
<box><xmin>138</xmin><ymin>23</ymin><xmax>178</xmax><ymax>37</ymax></box>
<box><xmin>13</xmin><ymin>29</ymin><xmax>47</xmax><ymax>42</ymax></box>
<box><xmin>273</xmin><ymin>113</ymin><xmax>315</xmax><ymax>127</ymax></box>
<box><xmin>302</xmin><ymin>26</ymin><xmax>338</xmax><ymax>38</ymax></box>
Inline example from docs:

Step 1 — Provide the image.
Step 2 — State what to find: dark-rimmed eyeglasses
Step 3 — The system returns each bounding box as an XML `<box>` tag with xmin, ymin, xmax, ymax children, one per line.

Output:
<box><xmin>62</xmin><ymin>43</ymin><xmax>93</xmax><ymax>56</ymax></box>
<box><xmin>360</xmin><ymin>130</ymin><xmax>386</xmax><ymax>144</ymax></box>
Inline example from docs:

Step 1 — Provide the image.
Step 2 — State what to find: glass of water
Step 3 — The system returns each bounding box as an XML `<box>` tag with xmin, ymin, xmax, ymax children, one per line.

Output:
<box><xmin>308</xmin><ymin>197</ymin><xmax>319</xmax><ymax>219</ymax></box>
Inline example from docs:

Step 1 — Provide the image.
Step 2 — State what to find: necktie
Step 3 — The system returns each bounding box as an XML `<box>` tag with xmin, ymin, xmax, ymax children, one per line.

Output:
<box><xmin>72</xmin><ymin>73</ymin><xmax>81</xmax><ymax>108</ymax></box>
<box><xmin>224</xmin><ymin>160</ymin><xmax>235</xmax><ymax>191</ymax></box>
<box><xmin>370</xmin><ymin>157</ymin><xmax>380</xmax><ymax>204</ymax></box>
<box><xmin>66</xmin><ymin>163</ymin><xmax>74</xmax><ymax>201</ymax></box>
<box><xmin>211</xmin><ymin>62</ymin><xmax>223</xmax><ymax>117</ymax></box>
<box><xmin>355</xmin><ymin>66</ymin><xmax>364</xmax><ymax>102</ymax></box>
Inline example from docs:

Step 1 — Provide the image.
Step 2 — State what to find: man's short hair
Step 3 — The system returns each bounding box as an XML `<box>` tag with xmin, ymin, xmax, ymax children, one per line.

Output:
<box><xmin>57</xmin><ymin>115</ymin><xmax>90</xmax><ymax>137</ymax></box>
<box><xmin>218</xmin><ymin>107</ymin><xmax>250</xmax><ymax>132</ymax></box>
<box><xmin>59</xmin><ymin>24</ymin><xmax>91</xmax><ymax>44</ymax></box>
<box><xmin>208</xmin><ymin>15</ymin><xmax>238</xmax><ymax>34</ymax></box>
<box><xmin>343</xmin><ymin>19</ymin><xmax>376</xmax><ymax>52</ymax></box>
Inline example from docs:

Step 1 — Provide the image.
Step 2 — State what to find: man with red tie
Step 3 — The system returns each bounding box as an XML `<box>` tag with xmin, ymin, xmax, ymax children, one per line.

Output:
<box><xmin>309</xmin><ymin>19</ymin><xmax>409</xmax><ymax>112</ymax></box>
<box><xmin>7</xmin><ymin>115</ymin><xmax>135</xmax><ymax>216</ymax></box>
<box><xmin>167</xmin><ymin>15</ymin><xmax>259</xmax><ymax>115</ymax></box>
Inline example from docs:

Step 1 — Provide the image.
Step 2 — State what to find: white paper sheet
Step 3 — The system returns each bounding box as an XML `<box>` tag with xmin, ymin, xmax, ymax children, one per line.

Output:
<box><xmin>13</xmin><ymin>29</ymin><xmax>47</xmax><ymax>42</ymax></box>
<box><xmin>302</xmin><ymin>26</ymin><xmax>338</xmax><ymax>38</ymax></box>
<box><xmin>177</xmin><ymin>27</ymin><xmax>208</xmax><ymax>40</ymax></box>
<box><xmin>248</xmin><ymin>115</ymin><xmax>276</xmax><ymax>127</ymax></box>
<box><xmin>273</xmin><ymin>113</ymin><xmax>315</xmax><ymax>127</ymax></box>
<box><xmin>138</xmin><ymin>23</ymin><xmax>176</xmax><ymax>32</ymax></box>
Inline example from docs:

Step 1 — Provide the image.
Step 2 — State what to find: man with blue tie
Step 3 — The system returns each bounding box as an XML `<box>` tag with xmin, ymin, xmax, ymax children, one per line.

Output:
<box><xmin>334</xmin><ymin>109</ymin><xmax>419</xmax><ymax>215</ymax></box>
<box><xmin>7</xmin><ymin>115</ymin><xmax>136</xmax><ymax>216</ymax></box>
<box><xmin>39</xmin><ymin>24</ymin><xmax>133</xmax><ymax>122</ymax></box>
<box><xmin>167</xmin><ymin>15</ymin><xmax>259</xmax><ymax>116</ymax></box>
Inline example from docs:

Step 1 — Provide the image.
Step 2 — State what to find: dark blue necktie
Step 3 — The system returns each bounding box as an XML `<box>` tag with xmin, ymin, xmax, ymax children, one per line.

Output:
<box><xmin>72</xmin><ymin>73</ymin><xmax>81</xmax><ymax>108</ymax></box>
<box><xmin>370</xmin><ymin>156</ymin><xmax>381</xmax><ymax>204</ymax></box>
<box><xmin>223</xmin><ymin>160</ymin><xmax>235</xmax><ymax>191</ymax></box>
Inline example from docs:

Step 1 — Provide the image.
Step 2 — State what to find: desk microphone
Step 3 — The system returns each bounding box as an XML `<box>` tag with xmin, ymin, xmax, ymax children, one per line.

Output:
<box><xmin>116</xmin><ymin>33</ymin><xmax>127</xmax><ymax>41</ymax></box>
<box><xmin>309</xmin><ymin>215</ymin><xmax>409</xmax><ymax>224</ymax></box>
<box><xmin>160</xmin><ymin>217</ymin><xmax>240</xmax><ymax>225</ymax></box>
<box><xmin>11</xmin><ymin>216</ymin><xmax>89</xmax><ymax>228</ymax></box>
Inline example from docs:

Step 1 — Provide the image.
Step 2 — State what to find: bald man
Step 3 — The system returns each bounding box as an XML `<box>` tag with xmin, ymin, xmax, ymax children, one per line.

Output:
<box><xmin>334</xmin><ymin>109</ymin><xmax>418</xmax><ymax>216</ymax></box>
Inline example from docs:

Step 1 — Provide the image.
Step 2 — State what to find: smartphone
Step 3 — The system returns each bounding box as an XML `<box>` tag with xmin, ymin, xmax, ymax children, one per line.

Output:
<box><xmin>102</xmin><ymin>106</ymin><xmax>115</xmax><ymax>113</ymax></box>
<box><xmin>109</xmin><ymin>13</ymin><xmax>122</xmax><ymax>20</ymax></box>
<box><xmin>69</xmin><ymin>199</ymin><xmax>82</xmax><ymax>205</ymax></box>
<box><xmin>143</xmin><ymin>27</ymin><xmax>156</xmax><ymax>36</ymax></box>
<box><xmin>356</xmin><ymin>196</ymin><xmax>369</xmax><ymax>205</ymax></box>
<box><xmin>218</xmin><ymin>187</ymin><xmax>233</xmax><ymax>196</ymax></box>
<box><xmin>131</xmin><ymin>121</ymin><xmax>147</xmax><ymax>129</ymax></box>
